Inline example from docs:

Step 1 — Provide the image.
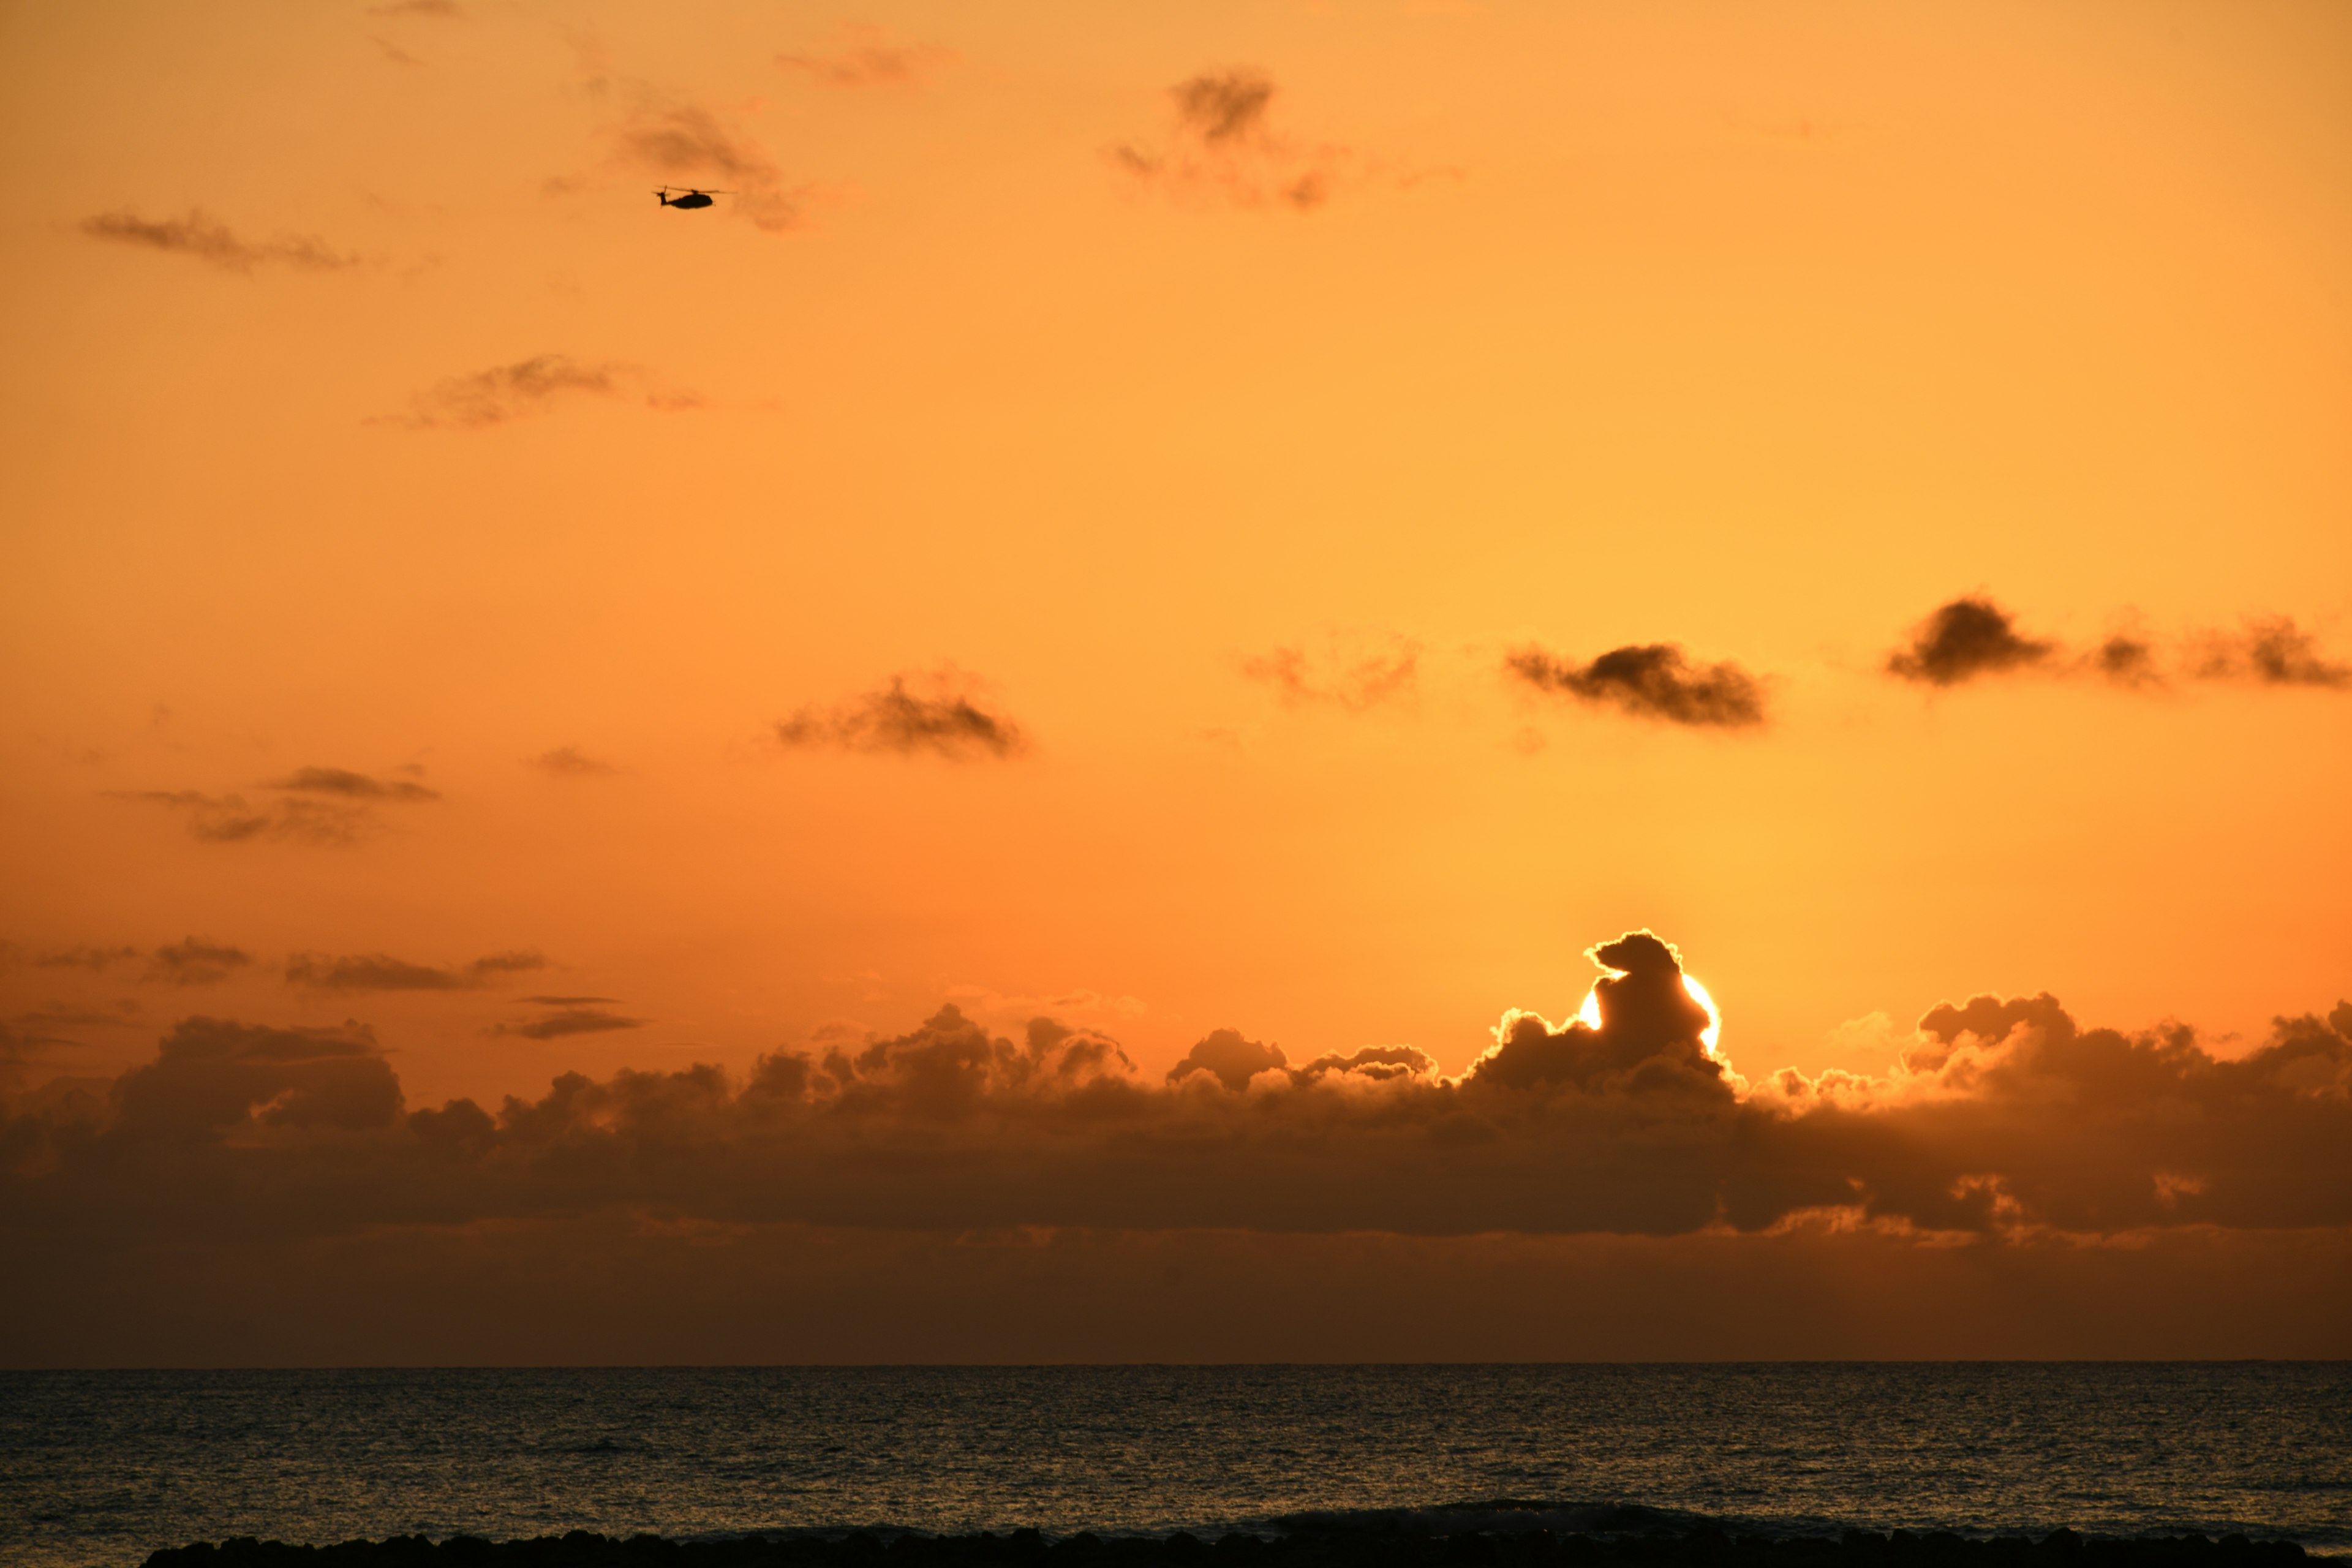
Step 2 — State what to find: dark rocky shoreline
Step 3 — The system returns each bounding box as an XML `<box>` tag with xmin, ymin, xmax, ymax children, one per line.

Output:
<box><xmin>143</xmin><ymin>1527</ymin><xmax>2315</xmax><ymax>1568</ymax></box>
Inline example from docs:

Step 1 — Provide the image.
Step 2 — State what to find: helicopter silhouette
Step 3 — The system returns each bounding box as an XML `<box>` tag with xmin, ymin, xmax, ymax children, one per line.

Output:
<box><xmin>655</xmin><ymin>186</ymin><xmax>731</xmax><ymax>209</ymax></box>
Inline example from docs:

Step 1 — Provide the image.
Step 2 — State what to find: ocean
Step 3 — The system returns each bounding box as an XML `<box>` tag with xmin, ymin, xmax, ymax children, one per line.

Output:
<box><xmin>3</xmin><ymin>1365</ymin><xmax>2347</xmax><ymax>1568</ymax></box>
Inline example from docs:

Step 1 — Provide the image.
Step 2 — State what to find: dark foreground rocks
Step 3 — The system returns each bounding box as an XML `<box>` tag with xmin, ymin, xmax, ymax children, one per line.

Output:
<box><xmin>144</xmin><ymin>1526</ymin><xmax>2312</xmax><ymax>1568</ymax></box>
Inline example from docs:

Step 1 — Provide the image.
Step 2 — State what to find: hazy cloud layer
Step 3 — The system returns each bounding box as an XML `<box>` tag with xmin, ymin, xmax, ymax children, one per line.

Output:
<box><xmin>777</xmin><ymin>27</ymin><xmax>952</xmax><ymax>88</ymax></box>
<box><xmin>1888</xmin><ymin>598</ymin><xmax>2347</xmax><ymax>692</ymax></box>
<box><xmin>8</xmin><ymin>933</ymin><xmax>2345</xmax><ymax>1250</ymax></box>
<box><xmin>145</xmin><ymin>940</ymin><xmax>252</xmax><ymax>987</ymax></box>
<box><xmin>1113</xmin><ymin>69</ymin><xmax>1345</xmax><ymax>211</ymax></box>
<box><xmin>1243</xmin><ymin>639</ymin><xmax>1419</xmax><ymax>711</ymax></box>
<box><xmin>286</xmin><ymin>951</ymin><xmax>544</xmax><ymax>993</ymax></box>
<box><xmin>777</xmin><ymin>672</ymin><xmax>1028</xmax><ymax>760</ymax></box>
<box><xmin>385</xmin><ymin>355</ymin><xmax>702</xmax><ymax>431</ymax></box>
<box><xmin>616</xmin><ymin>105</ymin><xmax>805</xmax><ymax>232</ymax></box>
<box><xmin>81</xmin><ymin>210</ymin><xmax>358</xmax><ymax>273</ymax></box>
<box><xmin>33</xmin><ymin>946</ymin><xmax>141</xmax><ymax>972</ymax></box>
<box><xmin>1507</xmin><ymin>644</ymin><xmax>1767</xmax><ymax>728</ymax></box>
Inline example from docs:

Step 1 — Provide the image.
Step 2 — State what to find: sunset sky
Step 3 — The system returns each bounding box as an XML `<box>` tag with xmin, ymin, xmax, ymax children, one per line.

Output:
<box><xmin>2</xmin><ymin>0</ymin><xmax>2348</xmax><ymax>1363</ymax></box>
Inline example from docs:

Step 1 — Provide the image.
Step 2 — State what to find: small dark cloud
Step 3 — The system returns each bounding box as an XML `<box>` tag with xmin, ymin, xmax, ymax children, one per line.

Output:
<box><xmin>1173</xmin><ymin>70</ymin><xmax>1276</xmax><ymax>144</ymax></box>
<box><xmin>1243</xmin><ymin>638</ymin><xmax>1419</xmax><ymax>712</ymax></box>
<box><xmin>286</xmin><ymin>950</ymin><xmax>545</xmax><ymax>992</ymax></box>
<box><xmin>777</xmin><ymin>671</ymin><xmax>1029</xmax><ymax>760</ymax></box>
<box><xmin>1885</xmin><ymin>597</ymin><xmax>2056</xmax><ymax>686</ymax></box>
<box><xmin>530</xmin><ymin>745</ymin><xmax>619</xmax><ymax>777</ymax></box>
<box><xmin>1113</xmin><ymin>68</ymin><xmax>1343</xmax><ymax>212</ymax></box>
<box><xmin>2094</xmin><ymin>635</ymin><xmax>2160</xmax><ymax>687</ymax></box>
<box><xmin>520</xmin><ymin>995</ymin><xmax>617</xmax><ymax>1006</ymax></box>
<box><xmin>146</xmin><ymin>939</ymin><xmax>252</xmax><ymax>987</ymax></box>
<box><xmin>777</xmin><ymin>26</ymin><xmax>952</xmax><ymax>88</ymax></box>
<box><xmin>1506</xmin><ymin>644</ymin><xmax>1767</xmax><ymax>728</ymax></box>
<box><xmin>81</xmin><ymin>210</ymin><xmax>358</xmax><ymax>273</ymax></box>
<box><xmin>2193</xmin><ymin>617</ymin><xmax>2350</xmax><ymax>690</ymax></box>
<box><xmin>34</xmin><ymin>945</ymin><xmax>141</xmax><ymax>972</ymax></box>
<box><xmin>499</xmin><ymin>1007</ymin><xmax>645</xmax><ymax>1040</ymax></box>
<box><xmin>383</xmin><ymin>355</ymin><xmax>700</xmax><ymax>431</ymax></box>
<box><xmin>269</xmin><ymin>766</ymin><xmax>439</xmax><ymax>802</ymax></box>
<box><xmin>615</xmin><ymin>105</ymin><xmax>805</xmax><ymax>233</ymax></box>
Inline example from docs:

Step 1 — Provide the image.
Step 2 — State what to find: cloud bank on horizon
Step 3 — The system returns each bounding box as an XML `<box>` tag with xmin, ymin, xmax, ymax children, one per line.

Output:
<box><xmin>8</xmin><ymin>932</ymin><xmax>2346</xmax><ymax>1250</ymax></box>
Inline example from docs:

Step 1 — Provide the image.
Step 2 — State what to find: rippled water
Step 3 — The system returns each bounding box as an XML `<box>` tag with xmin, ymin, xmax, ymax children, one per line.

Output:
<box><xmin>3</xmin><ymin>1365</ymin><xmax>2347</xmax><ymax>1568</ymax></box>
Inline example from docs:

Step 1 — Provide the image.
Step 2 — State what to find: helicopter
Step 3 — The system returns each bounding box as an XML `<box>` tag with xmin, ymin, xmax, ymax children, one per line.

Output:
<box><xmin>655</xmin><ymin>185</ymin><xmax>731</xmax><ymax>209</ymax></box>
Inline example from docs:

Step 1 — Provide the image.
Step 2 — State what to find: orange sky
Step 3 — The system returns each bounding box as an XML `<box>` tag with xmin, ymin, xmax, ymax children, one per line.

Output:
<box><xmin>2</xmin><ymin>0</ymin><xmax>2348</xmax><ymax>1362</ymax></box>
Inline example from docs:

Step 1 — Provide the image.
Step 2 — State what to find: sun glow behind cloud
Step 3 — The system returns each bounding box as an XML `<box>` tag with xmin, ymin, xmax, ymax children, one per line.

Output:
<box><xmin>1572</xmin><ymin>965</ymin><xmax>1721</xmax><ymax>1055</ymax></box>
<box><xmin>1684</xmin><ymin>974</ymin><xmax>1722</xmax><ymax>1055</ymax></box>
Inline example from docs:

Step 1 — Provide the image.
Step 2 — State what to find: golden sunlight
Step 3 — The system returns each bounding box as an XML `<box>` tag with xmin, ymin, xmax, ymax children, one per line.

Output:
<box><xmin>1684</xmin><ymin>975</ymin><xmax>1722</xmax><ymax>1055</ymax></box>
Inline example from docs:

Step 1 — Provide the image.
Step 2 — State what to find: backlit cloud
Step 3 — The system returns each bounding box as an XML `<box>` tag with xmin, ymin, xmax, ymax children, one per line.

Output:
<box><xmin>776</xmin><ymin>671</ymin><xmax>1029</xmax><ymax>760</ymax></box>
<box><xmin>615</xmin><ymin>104</ymin><xmax>805</xmax><ymax>233</ymax></box>
<box><xmin>1113</xmin><ymin>68</ymin><xmax>1346</xmax><ymax>212</ymax></box>
<box><xmin>1507</xmin><ymin>644</ymin><xmax>1767</xmax><ymax>728</ymax></box>
<box><xmin>286</xmin><ymin>951</ymin><xmax>545</xmax><ymax>993</ymax></box>
<box><xmin>80</xmin><ymin>209</ymin><xmax>359</xmax><ymax>273</ymax></box>
<box><xmin>9</xmin><ymin>932</ymin><xmax>2343</xmax><ymax>1250</ymax></box>
<box><xmin>777</xmin><ymin>26</ymin><xmax>953</xmax><ymax>88</ymax></box>
<box><xmin>145</xmin><ymin>939</ymin><xmax>252</xmax><ymax>987</ymax></box>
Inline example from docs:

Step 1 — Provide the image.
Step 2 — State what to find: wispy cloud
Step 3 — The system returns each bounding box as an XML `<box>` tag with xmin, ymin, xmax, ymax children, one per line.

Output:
<box><xmin>268</xmin><ymin>767</ymin><xmax>439</xmax><ymax>802</ymax></box>
<box><xmin>145</xmin><ymin>939</ymin><xmax>252</xmax><ymax>987</ymax></box>
<box><xmin>1243</xmin><ymin>637</ymin><xmax>1419</xmax><ymax>712</ymax></box>
<box><xmin>81</xmin><ymin>210</ymin><xmax>358</xmax><ymax>273</ymax></box>
<box><xmin>2190</xmin><ymin>617</ymin><xmax>2350</xmax><ymax>689</ymax></box>
<box><xmin>33</xmin><ymin>945</ymin><xmax>141</xmax><ymax>972</ymax></box>
<box><xmin>1506</xmin><ymin>644</ymin><xmax>1768</xmax><ymax>728</ymax></box>
<box><xmin>1112</xmin><ymin>68</ymin><xmax>1346</xmax><ymax>212</ymax></box>
<box><xmin>777</xmin><ymin>26</ymin><xmax>953</xmax><ymax>88</ymax></box>
<box><xmin>108</xmin><ymin>766</ymin><xmax>442</xmax><ymax>845</ymax></box>
<box><xmin>614</xmin><ymin>104</ymin><xmax>806</xmax><ymax>233</ymax></box>
<box><xmin>286</xmin><ymin>950</ymin><xmax>545</xmax><ymax>993</ymax></box>
<box><xmin>777</xmin><ymin>671</ymin><xmax>1029</xmax><ymax>760</ymax></box>
<box><xmin>529</xmin><ymin>746</ymin><xmax>619</xmax><ymax>778</ymax></box>
<box><xmin>498</xmin><ymin>1005</ymin><xmax>646</xmax><ymax>1040</ymax></box>
<box><xmin>382</xmin><ymin>355</ymin><xmax>702</xmax><ymax>431</ymax></box>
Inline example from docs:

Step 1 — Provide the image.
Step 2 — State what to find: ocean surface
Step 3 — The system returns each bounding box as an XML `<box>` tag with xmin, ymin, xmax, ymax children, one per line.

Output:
<box><xmin>3</xmin><ymin>1365</ymin><xmax>2348</xmax><ymax>1568</ymax></box>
